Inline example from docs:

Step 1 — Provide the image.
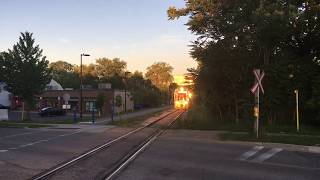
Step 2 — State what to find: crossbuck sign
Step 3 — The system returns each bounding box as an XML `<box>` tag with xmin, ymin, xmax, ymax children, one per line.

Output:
<box><xmin>250</xmin><ymin>69</ymin><xmax>265</xmax><ymax>139</ymax></box>
<box><xmin>251</xmin><ymin>69</ymin><xmax>265</xmax><ymax>94</ymax></box>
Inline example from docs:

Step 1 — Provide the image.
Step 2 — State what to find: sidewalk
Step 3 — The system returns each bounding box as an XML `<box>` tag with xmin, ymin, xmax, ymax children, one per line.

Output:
<box><xmin>79</xmin><ymin>106</ymin><xmax>171</xmax><ymax>125</ymax></box>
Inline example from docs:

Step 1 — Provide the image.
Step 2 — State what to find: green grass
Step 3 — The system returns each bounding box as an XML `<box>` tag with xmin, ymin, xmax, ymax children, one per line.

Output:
<box><xmin>219</xmin><ymin>132</ymin><xmax>320</xmax><ymax>146</ymax></box>
<box><xmin>0</xmin><ymin>121</ymin><xmax>53</xmax><ymax>128</ymax></box>
<box><xmin>8</xmin><ymin>117</ymin><xmax>92</xmax><ymax>124</ymax></box>
<box><xmin>110</xmin><ymin>111</ymin><xmax>164</xmax><ymax>127</ymax></box>
<box><xmin>264</xmin><ymin>125</ymin><xmax>320</xmax><ymax>136</ymax></box>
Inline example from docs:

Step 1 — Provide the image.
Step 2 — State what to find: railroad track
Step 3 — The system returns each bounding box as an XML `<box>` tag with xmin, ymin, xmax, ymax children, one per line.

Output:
<box><xmin>31</xmin><ymin>109</ymin><xmax>184</xmax><ymax>180</ymax></box>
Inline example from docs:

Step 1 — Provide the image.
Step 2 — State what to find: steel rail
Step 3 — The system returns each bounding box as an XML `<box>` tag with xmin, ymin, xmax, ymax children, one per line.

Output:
<box><xmin>31</xmin><ymin>109</ymin><xmax>179</xmax><ymax>180</ymax></box>
<box><xmin>104</xmin><ymin>110</ymin><xmax>185</xmax><ymax>180</ymax></box>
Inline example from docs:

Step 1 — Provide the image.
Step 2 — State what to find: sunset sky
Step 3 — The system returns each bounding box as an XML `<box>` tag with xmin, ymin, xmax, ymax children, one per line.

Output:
<box><xmin>0</xmin><ymin>0</ymin><xmax>197</xmax><ymax>75</ymax></box>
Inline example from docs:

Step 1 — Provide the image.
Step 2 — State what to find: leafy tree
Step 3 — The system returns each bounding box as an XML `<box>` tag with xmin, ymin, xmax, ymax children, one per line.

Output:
<box><xmin>145</xmin><ymin>62</ymin><xmax>173</xmax><ymax>91</ymax></box>
<box><xmin>126</xmin><ymin>71</ymin><xmax>162</xmax><ymax>107</ymax></box>
<box><xmin>168</xmin><ymin>0</ymin><xmax>320</xmax><ymax>126</ymax></box>
<box><xmin>49</xmin><ymin>61</ymin><xmax>79</xmax><ymax>89</ymax></box>
<box><xmin>0</xmin><ymin>32</ymin><xmax>51</xmax><ymax>119</ymax></box>
<box><xmin>74</xmin><ymin>63</ymin><xmax>98</xmax><ymax>88</ymax></box>
<box><xmin>50</xmin><ymin>61</ymin><xmax>74</xmax><ymax>72</ymax></box>
<box><xmin>115</xmin><ymin>95</ymin><xmax>122</xmax><ymax>108</ymax></box>
<box><xmin>96</xmin><ymin>93</ymin><xmax>106</xmax><ymax>116</ymax></box>
<box><xmin>96</xmin><ymin>58</ymin><xmax>127</xmax><ymax>79</ymax></box>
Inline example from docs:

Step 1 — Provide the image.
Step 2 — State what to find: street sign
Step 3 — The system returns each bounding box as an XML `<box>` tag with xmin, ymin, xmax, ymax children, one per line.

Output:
<box><xmin>62</xmin><ymin>104</ymin><xmax>71</xmax><ymax>109</ymax></box>
<box><xmin>251</xmin><ymin>69</ymin><xmax>265</xmax><ymax>94</ymax></box>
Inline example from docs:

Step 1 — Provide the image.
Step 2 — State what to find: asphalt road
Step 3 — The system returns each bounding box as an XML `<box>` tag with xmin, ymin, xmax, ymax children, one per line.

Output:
<box><xmin>117</xmin><ymin>130</ymin><xmax>320</xmax><ymax>180</ymax></box>
<box><xmin>0</xmin><ymin>123</ymin><xmax>319</xmax><ymax>179</ymax></box>
<box><xmin>0</xmin><ymin>125</ymin><xmax>131</xmax><ymax>180</ymax></box>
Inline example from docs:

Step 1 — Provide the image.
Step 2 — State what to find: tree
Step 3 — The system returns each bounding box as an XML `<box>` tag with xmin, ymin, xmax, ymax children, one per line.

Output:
<box><xmin>96</xmin><ymin>93</ymin><xmax>106</xmax><ymax>117</ymax></box>
<box><xmin>126</xmin><ymin>71</ymin><xmax>162</xmax><ymax>107</ymax></box>
<box><xmin>49</xmin><ymin>61</ymin><xmax>79</xmax><ymax>89</ymax></box>
<box><xmin>145</xmin><ymin>62</ymin><xmax>173</xmax><ymax>91</ymax></box>
<box><xmin>0</xmin><ymin>32</ymin><xmax>51</xmax><ymax>120</ymax></box>
<box><xmin>96</xmin><ymin>58</ymin><xmax>127</xmax><ymax>79</ymax></box>
<box><xmin>168</xmin><ymin>0</ymin><xmax>320</xmax><ymax>126</ymax></box>
<box><xmin>50</xmin><ymin>61</ymin><xmax>74</xmax><ymax>72</ymax></box>
<box><xmin>74</xmin><ymin>63</ymin><xmax>98</xmax><ymax>88</ymax></box>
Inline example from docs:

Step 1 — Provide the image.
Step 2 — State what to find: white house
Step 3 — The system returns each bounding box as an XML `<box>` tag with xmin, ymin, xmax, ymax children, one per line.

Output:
<box><xmin>0</xmin><ymin>82</ymin><xmax>10</xmax><ymax>120</ymax></box>
<box><xmin>0</xmin><ymin>82</ymin><xmax>10</xmax><ymax>107</ymax></box>
<box><xmin>46</xmin><ymin>79</ymin><xmax>64</xmax><ymax>90</ymax></box>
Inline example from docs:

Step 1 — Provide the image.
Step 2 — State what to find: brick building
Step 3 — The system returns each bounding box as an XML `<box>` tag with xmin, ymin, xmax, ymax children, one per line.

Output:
<box><xmin>36</xmin><ymin>89</ymin><xmax>133</xmax><ymax>116</ymax></box>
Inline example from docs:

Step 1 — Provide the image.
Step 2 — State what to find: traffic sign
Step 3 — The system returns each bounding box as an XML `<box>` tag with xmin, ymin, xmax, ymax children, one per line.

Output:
<box><xmin>251</xmin><ymin>69</ymin><xmax>265</xmax><ymax>94</ymax></box>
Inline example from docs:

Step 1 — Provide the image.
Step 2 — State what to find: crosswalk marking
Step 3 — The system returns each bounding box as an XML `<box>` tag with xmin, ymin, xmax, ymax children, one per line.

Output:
<box><xmin>238</xmin><ymin>146</ymin><xmax>264</xmax><ymax>161</ymax></box>
<box><xmin>251</xmin><ymin>148</ymin><xmax>282</xmax><ymax>163</ymax></box>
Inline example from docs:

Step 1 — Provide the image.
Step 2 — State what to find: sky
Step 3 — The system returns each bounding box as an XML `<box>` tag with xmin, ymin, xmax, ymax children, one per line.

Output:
<box><xmin>0</xmin><ymin>0</ymin><xmax>197</xmax><ymax>75</ymax></box>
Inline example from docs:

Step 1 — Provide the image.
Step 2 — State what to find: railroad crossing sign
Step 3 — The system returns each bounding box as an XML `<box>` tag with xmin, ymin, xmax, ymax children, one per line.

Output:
<box><xmin>251</xmin><ymin>69</ymin><xmax>265</xmax><ymax>94</ymax></box>
<box><xmin>250</xmin><ymin>69</ymin><xmax>265</xmax><ymax>139</ymax></box>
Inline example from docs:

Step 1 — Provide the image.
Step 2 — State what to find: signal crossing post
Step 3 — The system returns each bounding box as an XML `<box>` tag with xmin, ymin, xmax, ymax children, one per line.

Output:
<box><xmin>251</xmin><ymin>69</ymin><xmax>265</xmax><ymax>139</ymax></box>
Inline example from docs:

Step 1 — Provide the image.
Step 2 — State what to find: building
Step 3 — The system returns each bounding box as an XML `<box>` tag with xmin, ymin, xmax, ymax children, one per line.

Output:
<box><xmin>0</xmin><ymin>82</ymin><xmax>11</xmax><ymax>108</ymax></box>
<box><xmin>36</xmin><ymin>81</ymin><xmax>134</xmax><ymax>116</ymax></box>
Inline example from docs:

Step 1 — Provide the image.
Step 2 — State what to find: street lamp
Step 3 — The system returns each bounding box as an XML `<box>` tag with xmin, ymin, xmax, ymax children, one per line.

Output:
<box><xmin>294</xmin><ymin>89</ymin><xmax>300</xmax><ymax>132</ymax></box>
<box><xmin>289</xmin><ymin>73</ymin><xmax>300</xmax><ymax>132</ymax></box>
<box><xmin>80</xmin><ymin>53</ymin><xmax>90</xmax><ymax>121</ymax></box>
<box><xmin>124</xmin><ymin>71</ymin><xmax>131</xmax><ymax>112</ymax></box>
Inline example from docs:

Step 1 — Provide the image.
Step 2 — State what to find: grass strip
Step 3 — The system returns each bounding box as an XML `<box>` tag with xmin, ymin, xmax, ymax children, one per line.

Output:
<box><xmin>0</xmin><ymin>121</ymin><xmax>52</xmax><ymax>128</ymax></box>
<box><xmin>219</xmin><ymin>132</ymin><xmax>320</xmax><ymax>146</ymax></box>
<box><xmin>110</xmin><ymin>110</ymin><xmax>165</xmax><ymax>127</ymax></box>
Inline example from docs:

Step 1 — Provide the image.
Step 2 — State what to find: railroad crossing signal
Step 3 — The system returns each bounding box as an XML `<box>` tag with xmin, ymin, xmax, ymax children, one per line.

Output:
<box><xmin>251</xmin><ymin>69</ymin><xmax>265</xmax><ymax>94</ymax></box>
<box><xmin>251</xmin><ymin>69</ymin><xmax>265</xmax><ymax>139</ymax></box>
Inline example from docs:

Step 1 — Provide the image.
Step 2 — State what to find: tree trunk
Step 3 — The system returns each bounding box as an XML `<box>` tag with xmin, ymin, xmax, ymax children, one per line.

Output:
<box><xmin>263</xmin><ymin>46</ymin><xmax>271</xmax><ymax>65</ymax></box>
<box><xmin>233</xmin><ymin>94</ymin><xmax>239</xmax><ymax>124</ymax></box>
<box><xmin>217</xmin><ymin>105</ymin><xmax>223</xmax><ymax>121</ymax></box>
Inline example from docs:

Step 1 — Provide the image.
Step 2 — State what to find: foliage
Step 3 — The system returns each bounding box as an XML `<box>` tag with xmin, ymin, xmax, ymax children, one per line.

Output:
<box><xmin>145</xmin><ymin>62</ymin><xmax>174</xmax><ymax>91</ymax></box>
<box><xmin>115</xmin><ymin>95</ymin><xmax>122</xmax><ymax>108</ymax></box>
<box><xmin>0</xmin><ymin>32</ymin><xmax>51</xmax><ymax>119</ymax></box>
<box><xmin>96</xmin><ymin>93</ymin><xmax>106</xmax><ymax>111</ymax></box>
<box><xmin>126</xmin><ymin>71</ymin><xmax>162</xmax><ymax>107</ymax></box>
<box><xmin>168</xmin><ymin>0</ymin><xmax>320</xmax><ymax>126</ymax></box>
<box><xmin>49</xmin><ymin>61</ymin><xmax>79</xmax><ymax>89</ymax></box>
<box><xmin>96</xmin><ymin>58</ymin><xmax>127</xmax><ymax>79</ymax></box>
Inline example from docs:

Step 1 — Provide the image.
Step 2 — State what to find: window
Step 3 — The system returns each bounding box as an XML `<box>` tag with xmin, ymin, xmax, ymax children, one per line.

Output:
<box><xmin>85</xmin><ymin>101</ymin><xmax>96</xmax><ymax>112</ymax></box>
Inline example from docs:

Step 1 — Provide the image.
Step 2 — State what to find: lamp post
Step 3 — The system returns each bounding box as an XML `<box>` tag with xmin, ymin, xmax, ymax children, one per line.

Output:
<box><xmin>80</xmin><ymin>53</ymin><xmax>90</xmax><ymax>121</ymax></box>
<box><xmin>289</xmin><ymin>73</ymin><xmax>300</xmax><ymax>132</ymax></box>
<box><xmin>124</xmin><ymin>71</ymin><xmax>131</xmax><ymax>112</ymax></box>
<box><xmin>294</xmin><ymin>89</ymin><xmax>300</xmax><ymax>132</ymax></box>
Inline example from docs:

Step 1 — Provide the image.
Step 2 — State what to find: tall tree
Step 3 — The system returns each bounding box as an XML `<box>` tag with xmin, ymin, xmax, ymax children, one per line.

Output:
<box><xmin>168</xmin><ymin>0</ymin><xmax>320</xmax><ymax>125</ymax></box>
<box><xmin>145</xmin><ymin>62</ymin><xmax>173</xmax><ymax>92</ymax></box>
<box><xmin>0</xmin><ymin>32</ymin><xmax>51</xmax><ymax>119</ymax></box>
<box><xmin>49</xmin><ymin>61</ymin><xmax>79</xmax><ymax>89</ymax></box>
<box><xmin>126</xmin><ymin>71</ymin><xmax>162</xmax><ymax>107</ymax></box>
<box><xmin>95</xmin><ymin>58</ymin><xmax>127</xmax><ymax>79</ymax></box>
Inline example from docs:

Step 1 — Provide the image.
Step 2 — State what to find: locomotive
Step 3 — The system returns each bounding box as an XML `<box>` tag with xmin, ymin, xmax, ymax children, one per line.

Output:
<box><xmin>174</xmin><ymin>87</ymin><xmax>192</xmax><ymax>109</ymax></box>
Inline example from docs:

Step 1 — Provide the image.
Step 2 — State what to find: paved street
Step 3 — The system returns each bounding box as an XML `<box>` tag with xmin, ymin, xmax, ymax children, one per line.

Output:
<box><xmin>0</xmin><ymin>123</ymin><xmax>319</xmax><ymax>179</ymax></box>
<box><xmin>0</xmin><ymin>125</ymin><xmax>131</xmax><ymax>179</ymax></box>
<box><xmin>118</xmin><ymin>130</ymin><xmax>320</xmax><ymax>180</ymax></box>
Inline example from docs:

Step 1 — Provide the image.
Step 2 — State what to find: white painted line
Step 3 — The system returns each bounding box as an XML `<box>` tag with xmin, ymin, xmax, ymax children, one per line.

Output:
<box><xmin>0</xmin><ymin>150</ymin><xmax>8</xmax><ymax>153</ymax></box>
<box><xmin>252</xmin><ymin>148</ymin><xmax>282</xmax><ymax>163</ymax></box>
<box><xmin>238</xmin><ymin>146</ymin><xmax>264</xmax><ymax>161</ymax></box>
<box><xmin>0</xmin><ymin>131</ymin><xmax>40</xmax><ymax>140</ymax></box>
<box><xmin>8</xmin><ymin>147</ymin><xmax>17</xmax><ymax>150</ymax></box>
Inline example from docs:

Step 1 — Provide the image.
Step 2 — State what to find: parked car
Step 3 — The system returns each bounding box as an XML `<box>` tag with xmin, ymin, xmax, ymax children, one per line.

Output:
<box><xmin>0</xmin><ymin>104</ymin><xmax>10</xmax><ymax>109</ymax></box>
<box><xmin>39</xmin><ymin>107</ymin><xmax>66</xmax><ymax>117</ymax></box>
